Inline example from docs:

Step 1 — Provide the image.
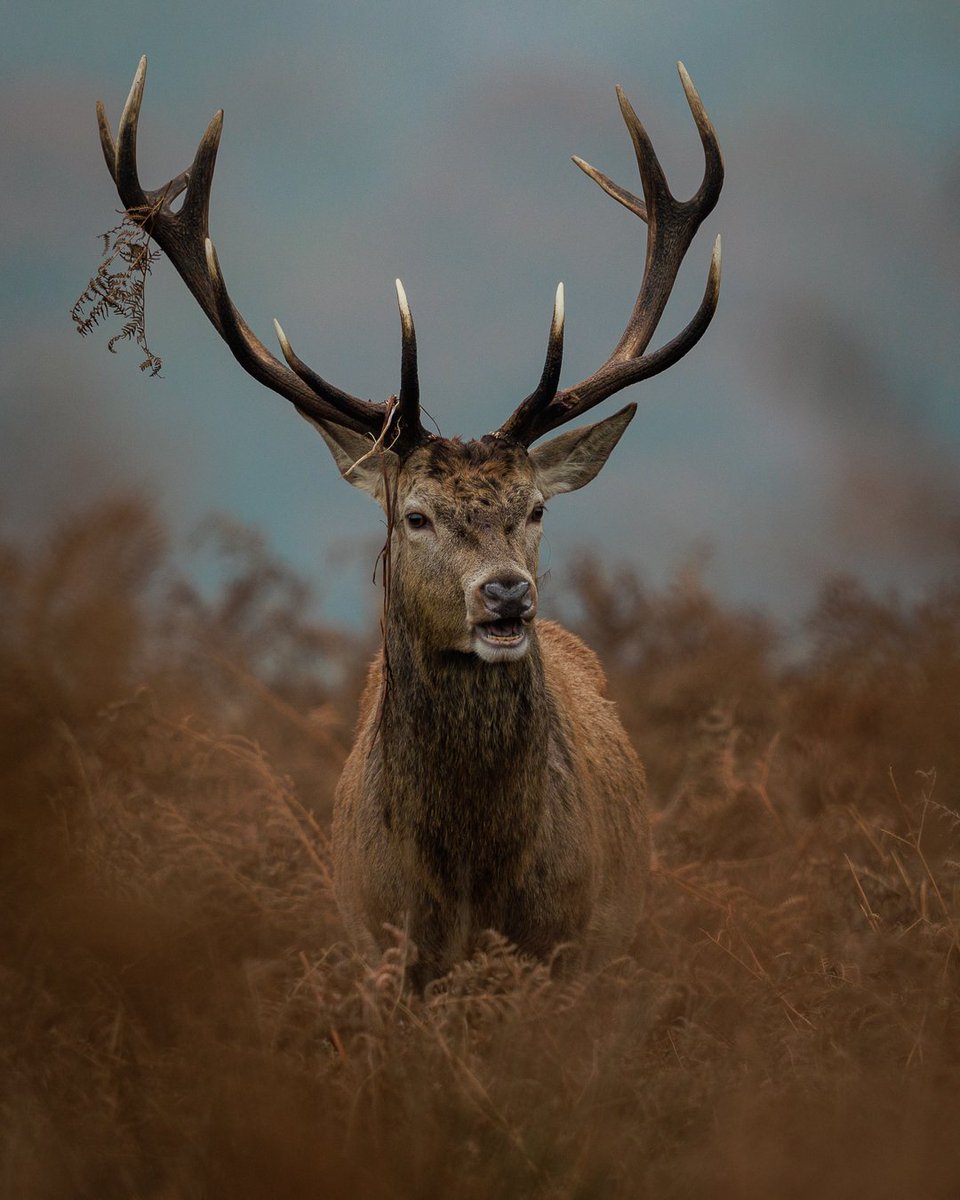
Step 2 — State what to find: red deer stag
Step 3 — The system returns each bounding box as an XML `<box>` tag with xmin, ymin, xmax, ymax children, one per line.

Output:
<box><xmin>95</xmin><ymin>58</ymin><xmax>723</xmax><ymax>984</ymax></box>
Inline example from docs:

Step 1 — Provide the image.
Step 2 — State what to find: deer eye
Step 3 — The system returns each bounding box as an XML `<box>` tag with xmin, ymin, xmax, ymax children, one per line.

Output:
<box><xmin>529</xmin><ymin>504</ymin><xmax>545</xmax><ymax>524</ymax></box>
<box><xmin>405</xmin><ymin>511</ymin><xmax>431</xmax><ymax>530</ymax></box>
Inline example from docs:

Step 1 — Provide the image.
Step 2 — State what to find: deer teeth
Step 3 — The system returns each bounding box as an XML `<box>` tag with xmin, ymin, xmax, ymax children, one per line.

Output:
<box><xmin>478</xmin><ymin>619</ymin><xmax>526</xmax><ymax>643</ymax></box>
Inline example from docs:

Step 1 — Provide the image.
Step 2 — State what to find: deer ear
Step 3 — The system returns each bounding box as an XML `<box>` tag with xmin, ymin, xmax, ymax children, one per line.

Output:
<box><xmin>529</xmin><ymin>403</ymin><xmax>636</xmax><ymax>499</ymax></box>
<box><xmin>300</xmin><ymin>413</ymin><xmax>399</xmax><ymax>504</ymax></box>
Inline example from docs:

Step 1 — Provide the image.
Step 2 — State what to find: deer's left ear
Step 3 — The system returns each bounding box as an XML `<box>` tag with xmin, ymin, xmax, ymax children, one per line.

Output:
<box><xmin>300</xmin><ymin>412</ymin><xmax>400</xmax><ymax>504</ymax></box>
<box><xmin>529</xmin><ymin>403</ymin><xmax>636</xmax><ymax>499</ymax></box>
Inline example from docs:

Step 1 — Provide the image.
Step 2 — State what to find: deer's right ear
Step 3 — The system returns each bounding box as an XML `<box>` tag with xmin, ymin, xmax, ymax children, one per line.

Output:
<box><xmin>301</xmin><ymin>414</ymin><xmax>399</xmax><ymax>503</ymax></box>
<box><xmin>529</xmin><ymin>403</ymin><xmax>636</xmax><ymax>499</ymax></box>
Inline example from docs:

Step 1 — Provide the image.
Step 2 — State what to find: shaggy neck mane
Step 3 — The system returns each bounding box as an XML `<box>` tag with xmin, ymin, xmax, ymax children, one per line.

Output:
<box><xmin>376</xmin><ymin>606</ymin><xmax>554</xmax><ymax>890</ymax></box>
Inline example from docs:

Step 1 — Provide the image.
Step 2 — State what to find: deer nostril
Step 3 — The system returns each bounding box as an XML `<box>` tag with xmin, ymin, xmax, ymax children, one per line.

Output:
<box><xmin>481</xmin><ymin>577</ymin><xmax>533</xmax><ymax>616</ymax></box>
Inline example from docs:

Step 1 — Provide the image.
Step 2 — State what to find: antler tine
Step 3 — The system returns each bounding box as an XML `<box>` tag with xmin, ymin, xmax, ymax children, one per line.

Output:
<box><xmin>113</xmin><ymin>56</ymin><xmax>149</xmax><ymax>211</ymax></box>
<box><xmin>97</xmin><ymin>58</ymin><xmax>415</xmax><ymax>444</ymax></box>
<box><xmin>96</xmin><ymin>100</ymin><xmax>118</xmax><ymax>184</ymax></box>
<box><xmin>98</xmin><ymin>56</ymin><xmax>191</xmax><ymax>215</ymax></box>
<box><xmin>498</xmin><ymin>63</ymin><xmax>724</xmax><ymax>447</ymax></box>
<box><xmin>615</xmin><ymin>85</ymin><xmax>670</xmax><ymax>234</ymax></box>
<box><xmin>271</xmin><ymin>318</ymin><xmax>375</xmax><ymax>419</ymax></box>
<box><xmin>571</xmin><ymin>155</ymin><xmax>646</xmax><ymax>222</ymax></box>
<box><xmin>179</xmin><ymin>108</ymin><xmax>223</xmax><ymax>236</ymax></box>
<box><xmin>543</xmin><ymin>234</ymin><xmax>721</xmax><ymax>433</ymax></box>
<box><xmin>495</xmin><ymin>283</ymin><xmax>565</xmax><ymax>442</ymax></box>
<box><xmin>199</xmin><ymin>239</ymin><xmax>382</xmax><ymax>432</ymax></box>
<box><xmin>678</xmin><ymin>61</ymin><xmax>723</xmax><ymax>211</ymax></box>
<box><xmin>394</xmin><ymin>279</ymin><xmax>426</xmax><ymax>449</ymax></box>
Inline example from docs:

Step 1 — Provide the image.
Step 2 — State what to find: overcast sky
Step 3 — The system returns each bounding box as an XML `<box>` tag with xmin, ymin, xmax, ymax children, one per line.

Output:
<box><xmin>3</xmin><ymin>0</ymin><xmax>959</xmax><ymax>631</ymax></box>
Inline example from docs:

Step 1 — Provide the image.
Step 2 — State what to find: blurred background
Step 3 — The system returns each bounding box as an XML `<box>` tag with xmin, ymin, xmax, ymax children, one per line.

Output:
<box><xmin>3</xmin><ymin>0</ymin><xmax>959</xmax><ymax>632</ymax></box>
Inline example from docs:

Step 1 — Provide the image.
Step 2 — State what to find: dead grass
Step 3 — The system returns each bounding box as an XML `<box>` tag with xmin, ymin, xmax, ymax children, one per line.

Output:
<box><xmin>2</xmin><ymin>498</ymin><xmax>958</xmax><ymax>1198</ymax></box>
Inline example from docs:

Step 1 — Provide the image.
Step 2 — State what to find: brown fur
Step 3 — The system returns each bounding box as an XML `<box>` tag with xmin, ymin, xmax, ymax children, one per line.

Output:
<box><xmin>332</xmin><ymin>434</ymin><xmax>650</xmax><ymax>985</ymax></box>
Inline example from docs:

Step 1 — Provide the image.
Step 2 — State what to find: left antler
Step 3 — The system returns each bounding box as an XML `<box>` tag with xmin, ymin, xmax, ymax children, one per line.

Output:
<box><xmin>497</xmin><ymin>62</ymin><xmax>723</xmax><ymax>446</ymax></box>
<box><xmin>97</xmin><ymin>56</ymin><xmax>426</xmax><ymax>450</ymax></box>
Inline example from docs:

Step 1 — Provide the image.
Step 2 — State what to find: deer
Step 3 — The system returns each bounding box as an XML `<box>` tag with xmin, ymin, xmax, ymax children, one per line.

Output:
<box><xmin>94</xmin><ymin>58</ymin><xmax>723</xmax><ymax>985</ymax></box>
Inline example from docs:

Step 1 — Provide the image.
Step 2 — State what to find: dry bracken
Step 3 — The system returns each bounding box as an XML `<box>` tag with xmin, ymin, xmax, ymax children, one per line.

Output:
<box><xmin>2</xmin><ymin>500</ymin><xmax>959</xmax><ymax>1198</ymax></box>
<box><xmin>71</xmin><ymin>212</ymin><xmax>163</xmax><ymax>375</ymax></box>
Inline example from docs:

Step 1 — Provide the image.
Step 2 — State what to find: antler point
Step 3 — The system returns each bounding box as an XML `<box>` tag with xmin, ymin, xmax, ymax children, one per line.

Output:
<box><xmin>129</xmin><ymin>56</ymin><xmax>147</xmax><ymax>101</ymax></box>
<box><xmin>395</xmin><ymin>279</ymin><xmax>414</xmax><ymax>328</ymax></box>
<box><xmin>203</xmin><ymin>237</ymin><xmax>219</xmax><ymax>280</ymax></box>
<box><xmin>711</xmin><ymin>233</ymin><xmax>722</xmax><ymax>277</ymax></box>
<box><xmin>572</xmin><ymin>156</ymin><xmax>602</xmax><ymax>186</ymax></box>
<box><xmin>273</xmin><ymin>319</ymin><xmax>297</xmax><ymax>366</ymax></box>
<box><xmin>678</xmin><ymin>61</ymin><xmax>701</xmax><ymax>103</ymax></box>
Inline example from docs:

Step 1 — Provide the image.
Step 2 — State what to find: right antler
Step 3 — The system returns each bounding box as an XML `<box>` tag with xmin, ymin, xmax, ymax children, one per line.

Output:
<box><xmin>96</xmin><ymin>57</ymin><xmax>426</xmax><ymax>451</ymax></box>
<box><xmin>497</xmin><ymin>62</ymin><xmax>723</xmax><ymax>447</ymax></box>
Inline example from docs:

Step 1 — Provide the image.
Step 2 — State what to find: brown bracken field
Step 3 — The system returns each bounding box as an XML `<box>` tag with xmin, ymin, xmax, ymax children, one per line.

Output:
<box><xmin>2</xmin><ymin>496</ymin><xmax>959</xmax><ymax>1198</ymax></box>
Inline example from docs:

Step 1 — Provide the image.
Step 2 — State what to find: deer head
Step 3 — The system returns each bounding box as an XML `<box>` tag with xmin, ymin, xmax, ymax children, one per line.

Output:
<box><xmin>96</xmin><ymin>59</ymin><xmax>722</xmax><ymax>663</ymax></box>
<box><xmin>315</xmin><ymin>405</ymin><xmax>635</xmax><ymax>661</ymax></box>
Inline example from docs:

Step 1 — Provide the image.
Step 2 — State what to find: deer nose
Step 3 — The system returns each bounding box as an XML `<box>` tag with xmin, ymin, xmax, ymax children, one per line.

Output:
<box><xmin>481</xmin><ymin>576</ymin><xmax>533</xmax><ymax>618</ymax></box>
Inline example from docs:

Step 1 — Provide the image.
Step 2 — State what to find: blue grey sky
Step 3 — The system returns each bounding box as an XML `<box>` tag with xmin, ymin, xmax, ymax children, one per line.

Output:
<box><xmin>3</xmin><ymin>1</ymin><xmax>959</xmax><ymax>629</ymax></box>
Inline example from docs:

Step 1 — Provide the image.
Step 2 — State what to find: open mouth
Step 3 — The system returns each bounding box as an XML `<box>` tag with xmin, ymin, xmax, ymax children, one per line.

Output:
<box><xmin>474</xmin><ymin>617</ymin><xmax>529</xmax><ymax>651</ymax></box>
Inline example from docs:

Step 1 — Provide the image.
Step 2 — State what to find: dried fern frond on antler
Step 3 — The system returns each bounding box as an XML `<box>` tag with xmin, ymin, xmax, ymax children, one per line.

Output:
<box><xmin>71</xmin><ymin>210</ymin><xmax>163</xmax><ymax>375</ymax></box>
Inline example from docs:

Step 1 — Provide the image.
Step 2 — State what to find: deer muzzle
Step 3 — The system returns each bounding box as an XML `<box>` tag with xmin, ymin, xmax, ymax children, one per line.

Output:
<box><xmin>470</xmin><ymin>573</ymin><xmax>537</xmax><ymax>663</ymax></box>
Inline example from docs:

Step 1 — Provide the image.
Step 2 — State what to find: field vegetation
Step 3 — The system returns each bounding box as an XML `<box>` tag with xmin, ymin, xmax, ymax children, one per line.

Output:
<box><xmin>2</xmin><ymin>497</ymin><xmax>958</xmax><ymax>1197</ymax></box>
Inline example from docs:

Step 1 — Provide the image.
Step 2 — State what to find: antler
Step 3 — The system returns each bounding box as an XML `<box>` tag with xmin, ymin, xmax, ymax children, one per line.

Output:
<box><xmin>96</xmin><ymin>57</ymin><xmax>427</xmax><ymax>450</ymax></box>
<box><xmin>497</xmin><ymin>62</ymin><xmax>723</xmax><ymax>447</ymax></box>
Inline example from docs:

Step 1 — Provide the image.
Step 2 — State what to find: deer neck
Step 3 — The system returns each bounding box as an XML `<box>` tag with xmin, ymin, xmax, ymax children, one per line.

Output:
<box><xmin>380</xmin><ymin>607</ymin><xmax>550</xmax><ymax>776</ymax></box>
<box><xmin>375</xmin><ymin>605</ymin><xmax>553</xmax><ymax>875</ymax></box>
